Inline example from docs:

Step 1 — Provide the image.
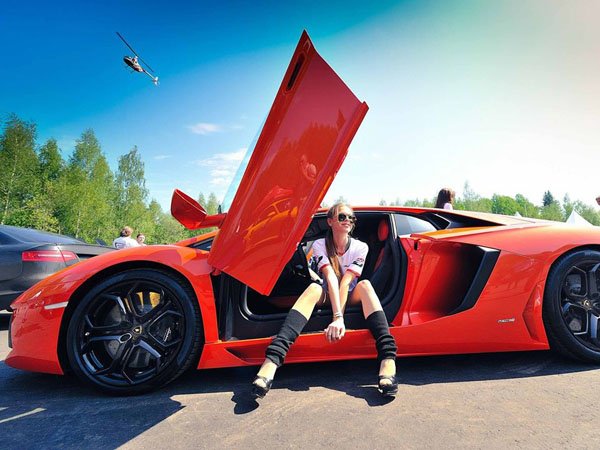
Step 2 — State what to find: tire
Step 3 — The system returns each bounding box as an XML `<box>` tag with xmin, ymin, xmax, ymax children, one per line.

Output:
<box><xmin>66</xmin><ymin>268</ymin><xmax>203</xmax><ymax>394</ymax></box>
<box><xmin>543</xmin><ymin>249</ymin><xmax>600</xmax><ymax>363</ymax></box>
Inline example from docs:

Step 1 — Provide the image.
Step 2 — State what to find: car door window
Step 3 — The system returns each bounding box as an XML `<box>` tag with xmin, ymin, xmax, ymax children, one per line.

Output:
<box><xmin>394</xmin><ymin>214</ymin><xmax>436</xmax><ymax>236</ymax></box>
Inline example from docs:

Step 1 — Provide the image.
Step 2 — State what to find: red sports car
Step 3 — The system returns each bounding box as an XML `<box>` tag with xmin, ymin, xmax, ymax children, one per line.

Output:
<box><xmin>7</xmin><ymin>32</ymin><xmax>600</xmax><ymax>394</ymax></box>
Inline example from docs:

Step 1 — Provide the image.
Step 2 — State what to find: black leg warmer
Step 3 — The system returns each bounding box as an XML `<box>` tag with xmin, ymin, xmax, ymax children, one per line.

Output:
<box><xmin>366</xmin><ymin>310</ymin><xmax>397</xmax><ymax>362</ymax></box>
<box><xmin>265</xmin><ymin>309</ymin><xmax>308</xmax><ymax>367</ymax></box>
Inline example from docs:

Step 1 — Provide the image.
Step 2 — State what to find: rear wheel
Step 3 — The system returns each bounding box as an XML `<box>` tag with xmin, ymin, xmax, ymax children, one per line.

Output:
<box><xmin>543</xmin><ymin>249</ymin><xmax>600</xmax><ymax>363</ymax></box>
<box><xmin>66</xmin><ymin>269</ymin><xmax>202</xmax><ymax>394</ymax></box>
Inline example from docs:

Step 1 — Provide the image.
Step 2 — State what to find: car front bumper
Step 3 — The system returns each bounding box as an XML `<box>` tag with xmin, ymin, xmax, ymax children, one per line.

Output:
<box><xmin>5</xmin><ymin>283</ymin><xmax>74</xmax><ymax>375</ymax></box>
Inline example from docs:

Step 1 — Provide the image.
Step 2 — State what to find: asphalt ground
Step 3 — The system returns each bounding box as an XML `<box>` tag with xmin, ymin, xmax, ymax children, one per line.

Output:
<box><xmin>2</xmin><ymin>311</ymin><xmax>600</xmax><ymax>449</ymax></box>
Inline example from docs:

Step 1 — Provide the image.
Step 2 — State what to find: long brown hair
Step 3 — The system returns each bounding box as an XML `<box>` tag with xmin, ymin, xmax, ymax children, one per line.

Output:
<box><xmin>325</xmin><ymin>202</ymin><xmax>354</xmax><ymax>279</ymax></box>
<box><xmin>435</xmin><ymin>188</ymin><xmax>455</xmax><ymax>208</ymax></box>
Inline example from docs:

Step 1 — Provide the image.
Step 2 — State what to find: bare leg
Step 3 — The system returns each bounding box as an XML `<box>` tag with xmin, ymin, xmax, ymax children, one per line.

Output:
<box><xmin>255</xmin><ymin>283</ymin><xmax>324</xmax><ymax>387</ymax></box>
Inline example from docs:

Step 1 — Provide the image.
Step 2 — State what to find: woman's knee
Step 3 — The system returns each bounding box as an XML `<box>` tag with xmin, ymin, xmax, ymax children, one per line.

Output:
<box><xmin>306</xmin><ymin>282</ymin><xmax>323</xmax><ymax>296</ymax></box>
<box><xmin>297</xmin><ymin>283</ymin><xmax>323</xmax><ymax>305</ymax></box>
<box><xmin>356</xmin><ymin>279</ymin><xmax>374</xmax><ymax>295</ymax></box>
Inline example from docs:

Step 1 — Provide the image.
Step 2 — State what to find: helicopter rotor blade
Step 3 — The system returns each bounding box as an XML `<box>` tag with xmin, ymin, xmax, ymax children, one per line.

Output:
<box><xmin>137</xmin><ymin>57</ymin><xmax>156</xmax><ymax>75</ymax></box>
<box><xmin>116</xmin><ymin>31</ymin><xmax>140</xmax><ymax>57</ymax></box>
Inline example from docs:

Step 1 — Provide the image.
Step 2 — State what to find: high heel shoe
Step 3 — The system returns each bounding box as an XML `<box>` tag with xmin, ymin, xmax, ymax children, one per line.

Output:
<box><xmin>252</xmin><ymin>375</ymin><xmax>273</xmax><ymax>399</ymax></box>
<box><xmin>378</xmin><ymin>375</ymin><xmax>398</xmax><ymax>397</ymax></box>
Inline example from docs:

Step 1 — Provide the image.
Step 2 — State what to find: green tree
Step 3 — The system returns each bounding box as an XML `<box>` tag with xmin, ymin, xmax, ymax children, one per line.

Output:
<box><xmin>26</xmin><ymin>138</ymin><xmax>66</xmax><ymax>232</ymax></box>
<box><xmin>114</xmin><ymin>146</ymin><xmax>150</xmax><ymax>236</ymax></box>
<box><xmin>562</xmin><ymin>194</ymin><xmax>574</xmax><ymax>219</ymax></box>
<box><xmin>455</xmin><ymin>182</ymin><xmax>493</xmax><ymax>212</ymax></box>
<box><xmin>514</xmin><ymin>194</ymin><xmax>539</xmax><ymax>218</ymax></box>
<box><xmin>55</xmin><ymin>130</ymin><xmax>115</xmax><ymax>242</ymax></box>
<box><xmin>402</xmin><ymin>199</ymin><xmax>422</xmax><ymax>207</ymax></box>
<box><xmin>206</xmin><ymin>192</ymin><xmax>219</xmax><ymax>215</ymax></box>
<box><xmin>540</xmin><ymin>203</ymin><xmax>564</xmax><ymax>221</ymax></box>
<box><xmin>153</xmin><ymin>210</ymin><xmax>189</xmax><ymax>243</ymax></box>
<box><xmin>20</xmin><ymin>194</ymin><xmax>60</xmax><ymax>232</ymax></box>
<box><xmin>39</xmin><ymin>138</ymin><xmax>64</xmax><ymax>182</ymax></box>
<box><xmin>0</xmin><ymin>114</ymin><xmax>40</xmax><ymax>225</ymax></box>
<box><xmin>572</xmin><ymin>201</ymin><xmax>600</xmax><ymax>226</ymax></box>
<box><xmin>542</xmin><ymin>191</ymin><xmax>555</xmax><ymax>207</ymax></box>
<box><xmin>491</xmin><ymin>194</ymin><xmax>519</xmax><ymax>215</ymax></box>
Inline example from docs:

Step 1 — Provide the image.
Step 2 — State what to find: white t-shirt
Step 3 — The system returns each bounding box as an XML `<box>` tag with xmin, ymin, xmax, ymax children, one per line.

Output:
<box><xmin>113</xmin><ymin>236</ymin><xmax>140</xmax><ymax>249</ymax></box>
<box><xmin>443</xmin><ymin>202</ymin><xmax>453</xmax><ymax>210</ymax></box>
<box><xmin>310</xmin><ymin>237</ymin><xmax>368</xmax><ymax>291</ymax></box>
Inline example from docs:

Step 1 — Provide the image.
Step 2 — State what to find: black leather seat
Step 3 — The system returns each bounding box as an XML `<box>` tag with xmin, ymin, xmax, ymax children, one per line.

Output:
<box><xmin>361</xmin><ymin>218</ymin><xmax>393</xmax><ymax>298</ymax></box>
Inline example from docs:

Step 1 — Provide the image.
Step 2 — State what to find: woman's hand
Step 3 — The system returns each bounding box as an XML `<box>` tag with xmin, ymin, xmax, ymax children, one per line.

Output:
<box><xmin>325</xmin><ymin>317</ymin><xmax>345</xmax><ymax>343</ymax></box>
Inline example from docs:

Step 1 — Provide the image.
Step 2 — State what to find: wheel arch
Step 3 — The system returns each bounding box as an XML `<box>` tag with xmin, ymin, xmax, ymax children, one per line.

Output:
<box><xmin>541</xmin><ymin>244</ymin><xmax>600</xmax><ymax>362</ymax></box>
<box><xmin>545</xmin><ymin>244</ymin><xmax>600</xmax><ymax>284</ymax></box>
<box><xmin>542</xmin><ymin>244</ymin><xmax>600</xmax><ymax>303</ymax></box>
<box><xmin>57</xmin><ymin>261</ymin><xmax>204</xmax><ymax>374</ymax></box>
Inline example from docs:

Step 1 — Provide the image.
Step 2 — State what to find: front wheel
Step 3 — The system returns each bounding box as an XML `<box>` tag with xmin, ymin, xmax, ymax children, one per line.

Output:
<box><xmin>66</xmin><ymin>269</ymin><xmax>202</xmax><ymax>394</ymax></box>
<box><xmin>543</xmin><ymin>249</ymin><xmax>600</xmax><ymax>363</ymax></box>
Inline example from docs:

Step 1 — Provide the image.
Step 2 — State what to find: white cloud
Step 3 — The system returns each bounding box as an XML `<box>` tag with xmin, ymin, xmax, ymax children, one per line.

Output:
<box><xmin>153</xmin><ymin>154</ymin><xmax>172</xmax><ymax>160</ymax></box>
<box><xmin>187</xmin><ymin>121</ymin><xmax>244</xmax><ymax>135</ymax></box>
<box><xmin>195</xmin><ymin>148</ymin><xmax>247</xmax><ymax>186</ymax></box>
<box><xmin>187</xmin><ymin>122</ymin><xmax>223</xmax><ymax>135</ymax></box>
<box><xmin>210</xmin><ymin>177</ymin><xmax>231</xmax><ymax>186</ymax></box>
<box><xmin>210</xmin><ymin>168</ymin><xmax>233</xmax><ymax>177</ymax></box>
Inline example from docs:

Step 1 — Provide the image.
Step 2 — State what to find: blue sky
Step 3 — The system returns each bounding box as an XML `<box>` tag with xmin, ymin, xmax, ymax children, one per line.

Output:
<box><xmin>2</xmin><ymin>0</ymin><xmax>600</xmax><ymax>211</ymax></box>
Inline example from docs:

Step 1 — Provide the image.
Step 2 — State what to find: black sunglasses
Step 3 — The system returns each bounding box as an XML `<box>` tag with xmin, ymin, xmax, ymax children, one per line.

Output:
<box><xmin>337</xmin><ymin>213</ymin><xmax>356</xmax><ymax>223</ymax></box>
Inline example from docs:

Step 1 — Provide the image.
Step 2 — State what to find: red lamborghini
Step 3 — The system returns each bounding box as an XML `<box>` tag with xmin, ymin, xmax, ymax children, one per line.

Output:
<box><xmin>7</xmin><ymin>32</ymin><xmax>600</xmax><ymax>395</ymax></box>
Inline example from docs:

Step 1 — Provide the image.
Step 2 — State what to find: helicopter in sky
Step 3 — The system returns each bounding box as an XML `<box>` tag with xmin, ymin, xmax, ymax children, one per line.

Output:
<box><xmin>116</xmin><ymin>32</ymin><xmax>159</xmax><ymax>86</ymax></box>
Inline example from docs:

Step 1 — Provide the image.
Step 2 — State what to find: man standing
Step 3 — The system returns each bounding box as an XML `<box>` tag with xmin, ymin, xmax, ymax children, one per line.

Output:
<box><xmin>112</xmin><ymin>226</ymin><xmax>140</xmax><ymax>249</ymax></box>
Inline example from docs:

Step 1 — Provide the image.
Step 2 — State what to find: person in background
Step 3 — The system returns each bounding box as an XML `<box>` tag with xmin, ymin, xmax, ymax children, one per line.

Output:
<box><xmin>112</xmin><ymin>226</ymin><xmax>140</xmax><ymax>249</ymax></box>
<box><xmin>435</xmin><ymin>188</ymin><xmax>455</xmax><ymax>210</ymax></box>
<box><xmin>596</xmin><ymin>196</ymin><xmax>600</xmax><ymax>207</ymax></box>
<box><xmin>136</xmin><ymin>233</ymin><xmax>147</xmax><ymax>246</ymax></box>
<box><xmin>252</xmin><ymin>202</ymin><xmax>398</xmax><ymax>399</ymax></box>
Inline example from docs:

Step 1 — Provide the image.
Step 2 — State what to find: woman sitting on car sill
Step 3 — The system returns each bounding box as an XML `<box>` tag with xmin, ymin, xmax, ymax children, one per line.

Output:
<box><xmin>252</xmin><ymin>202</ymin><xmax>398</xmax><ymax>398</ymax></box>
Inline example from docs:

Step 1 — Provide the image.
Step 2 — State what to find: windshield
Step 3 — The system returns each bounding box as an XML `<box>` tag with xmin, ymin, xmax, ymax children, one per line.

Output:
<box><xmin>220</xmin><ymin>118</ymin><xmax>265</xmax><ymax>213</ymax></box>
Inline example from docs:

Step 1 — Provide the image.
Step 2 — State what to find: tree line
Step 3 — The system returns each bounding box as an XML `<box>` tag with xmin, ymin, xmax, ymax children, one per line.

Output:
<box><xmin>2</xmin><ymin>113</ymin><xmax>598</xmax><ymax>247</ymax></box>
<box><xmin>373</xmin><ymin>182</ymin><xmax>600</xmax><ymax>225</ymax></box>
<box><xmin>0</xmin><ymin>114</ymin><xmax>220</xmax><ymax>245</ymax></box>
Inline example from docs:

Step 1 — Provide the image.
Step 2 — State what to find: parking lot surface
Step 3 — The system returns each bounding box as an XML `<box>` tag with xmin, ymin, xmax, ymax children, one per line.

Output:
<box><xmin>2</xmin><ymin>312</ymin><xmax>600</xmax><ymax>449</ymax></box>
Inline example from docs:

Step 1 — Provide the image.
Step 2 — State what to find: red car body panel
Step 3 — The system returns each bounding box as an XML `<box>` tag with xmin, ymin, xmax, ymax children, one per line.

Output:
<box><xmin>208</xmin><ymin>31</ymin><xmax>368</xmax><ymax>296</ymax></box>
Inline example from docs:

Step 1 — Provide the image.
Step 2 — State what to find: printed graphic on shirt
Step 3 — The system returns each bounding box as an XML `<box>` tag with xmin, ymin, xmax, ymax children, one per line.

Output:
<box><xmin>351</xmin><ymin>257</ymin><xmax>364</xmax><ymax>268</ymax></box>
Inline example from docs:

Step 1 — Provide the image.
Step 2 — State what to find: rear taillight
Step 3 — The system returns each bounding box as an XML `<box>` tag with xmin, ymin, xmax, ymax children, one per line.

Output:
<box><xmin>22</xmin><ymin>250</ymin><xmax>79</xmax><ymax>263</ymax></box>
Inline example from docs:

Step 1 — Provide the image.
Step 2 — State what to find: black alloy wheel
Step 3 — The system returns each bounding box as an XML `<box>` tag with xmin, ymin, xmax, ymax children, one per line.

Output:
<box><xmin>66</xmin><ymin>269</ymin><xmax>202</xmax><ymax>394</ymax></box>
<box><xmin>543</xmin><ymin>249</ymin><xmax>600</xmax><ymax>363</ymax></box>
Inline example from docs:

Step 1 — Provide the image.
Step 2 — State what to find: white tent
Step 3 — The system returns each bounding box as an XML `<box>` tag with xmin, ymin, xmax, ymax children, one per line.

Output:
<box><xmin>566</xmin><ymin>210</ymin><xmax>594</xmax><ymax>227</ymax></box>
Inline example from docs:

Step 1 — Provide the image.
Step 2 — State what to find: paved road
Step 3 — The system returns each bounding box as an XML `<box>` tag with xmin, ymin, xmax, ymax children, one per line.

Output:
<box><xmin>2</xmin><ymin>311</ymin><xmax>600</xmax><ymax>449</ymax></box>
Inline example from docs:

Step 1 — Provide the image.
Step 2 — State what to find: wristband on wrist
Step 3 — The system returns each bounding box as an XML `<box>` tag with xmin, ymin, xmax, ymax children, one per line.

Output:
<box><xmin>333</xmin><ymin>312</ymin><xmax>343</xmax><ymax>320</ymax></box>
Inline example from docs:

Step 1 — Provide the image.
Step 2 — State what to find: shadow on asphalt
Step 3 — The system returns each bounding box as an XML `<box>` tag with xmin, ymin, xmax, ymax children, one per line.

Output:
<box><xmin>2</xmin><ymin>308</ymin><xmax>598</xmax><ymax>448</ymax></box>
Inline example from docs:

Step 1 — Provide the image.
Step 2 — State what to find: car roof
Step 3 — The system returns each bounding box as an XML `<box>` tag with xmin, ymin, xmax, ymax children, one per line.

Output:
<box><xmin>0</xmin><ymin>225</ymin><xmax>85</xmax><ymax>245</ymax></box>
